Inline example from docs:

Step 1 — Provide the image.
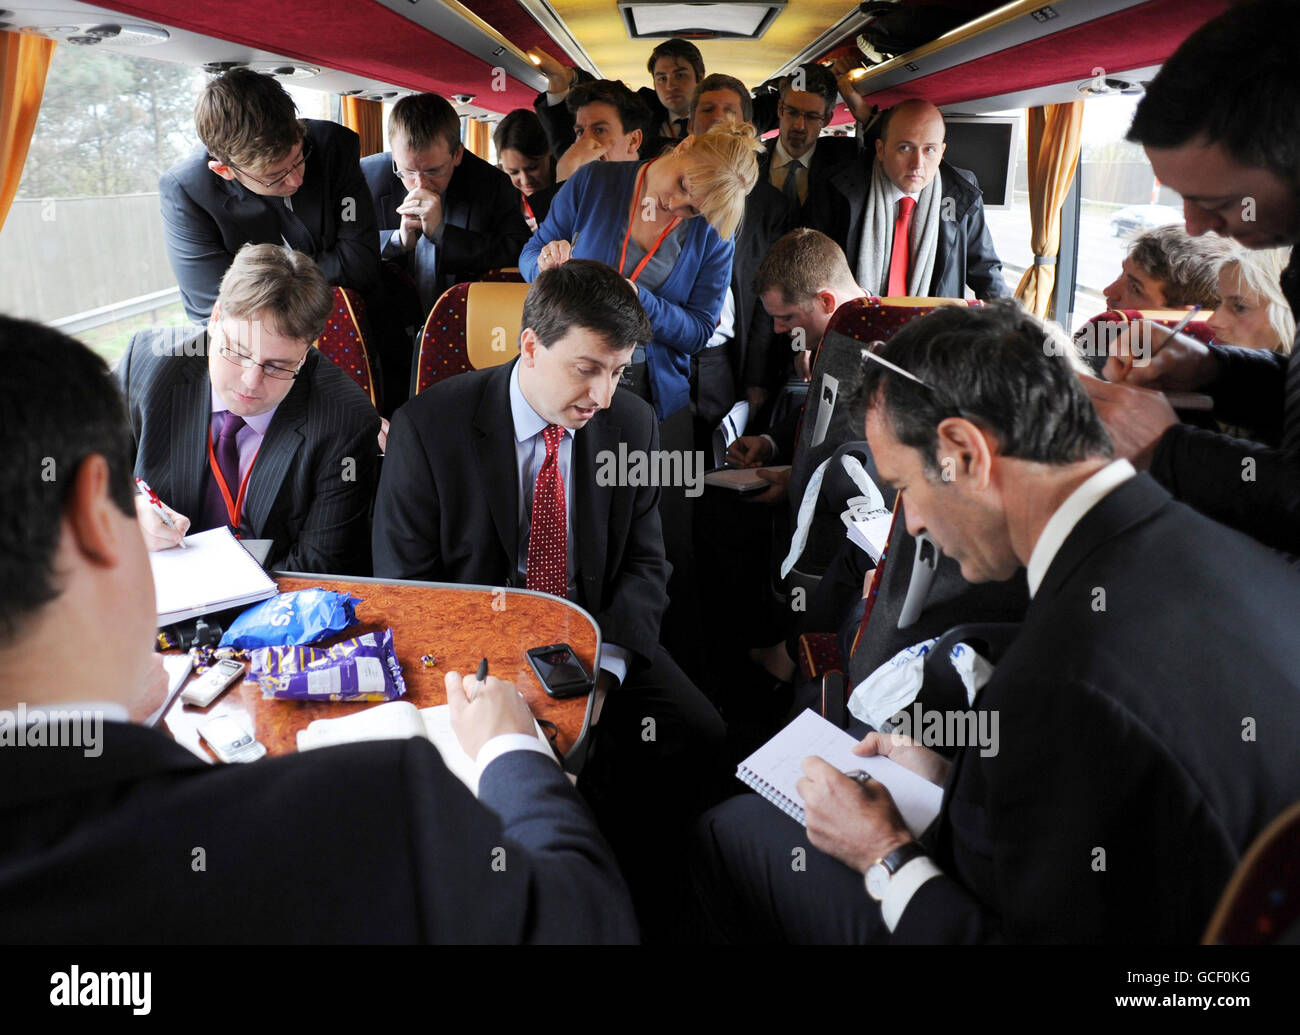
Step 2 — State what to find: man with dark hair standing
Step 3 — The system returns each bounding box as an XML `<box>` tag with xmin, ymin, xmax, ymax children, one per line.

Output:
<box><xmin>117</xmin><ymin>243</ymin><xmax>379</xmax><ymax>576</ymax></box>
<box><xmin>160</xmin><ymin>68</ymin><xmax>380</xmax><ymax>323</ymax></box>
<box><xmin>1087</xmin><ymin>0</ymin><xmax>1300</xmax><ymax>557</ymax></box>
<box><xmin>760</xmin><ymin>63</ymin><xmax>857</xmax><ymax>227</ymax></box>
<box><xmin>0</xmin><ymin>313</ymin><xmax>637</xmax><ymax>944</ymax></box>
<box><xmin>808</xmin><ymin>97</ymin><xmax>1008</xmax><ymax>300</ymax></box>
<box><xmin>693</xmin><ymin>300</ymin><xmax>1300</xmax><ymax>943</ymax></box>
<box><xmin>551</xmin><ymin>79</ymin><xmax>652</xmax><ymax>182</ymax></box>
<box><xmin>372</xmin><ymin>260</ymin><xmax>727</xmax><ymax>939</ymax></box>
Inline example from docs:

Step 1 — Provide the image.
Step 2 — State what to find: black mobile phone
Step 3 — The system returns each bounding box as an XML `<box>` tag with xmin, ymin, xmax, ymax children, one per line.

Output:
<box><xmin>525</xmin><ymin>643</ymin><xmax>594</xmax><ymax>699</ymax></box>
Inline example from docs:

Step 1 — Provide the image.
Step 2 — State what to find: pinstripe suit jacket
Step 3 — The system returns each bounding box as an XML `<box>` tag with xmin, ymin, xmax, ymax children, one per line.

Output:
<box><xmin>116</xmin><ymin>327</ymin><xmax>380</xmax><ymax>576</ymax></box>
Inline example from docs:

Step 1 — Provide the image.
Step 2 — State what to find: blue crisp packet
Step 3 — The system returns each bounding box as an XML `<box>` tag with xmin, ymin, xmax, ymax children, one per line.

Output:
<box><xmin>219</xmin><ymin>589</ymin><xmax>361</xmax><ymax>649</ymax></box>
<box><xmin>249</xmin><ymin>628</ymin><xmax>406</xmax><ymax>702</ymax></box>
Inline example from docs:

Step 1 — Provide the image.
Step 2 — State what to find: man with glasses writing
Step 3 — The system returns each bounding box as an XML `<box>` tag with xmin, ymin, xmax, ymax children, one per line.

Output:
<box><xmin>362</xmin><ymin>92</ymin><xmax>530</xmax><ymax>407</ymax></box>
<box><xmin>760</xmin><ymin>63</ymin><xmax>858</xmax><ymax>227</ymax></box>
<box><xmin>117</xmin><ymin>244</ymin><xmax>380</xmax><ymax>576</ymax></box>
<box><xmin>160</xmin><ymin>69</ymin><xmax>381</xmax><ymax>324</ymax></box>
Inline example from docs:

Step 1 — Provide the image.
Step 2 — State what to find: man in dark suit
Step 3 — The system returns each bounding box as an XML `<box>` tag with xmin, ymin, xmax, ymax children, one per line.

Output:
<box><xmin>372</xmin><ymin>260</ymin><xmax>727</xmax><ymax>939</ymax></box>
<box><xmin>118</xmin><ymin>244</ymin><xmax>379</xmax><ymax>576</ymax></box>
<box><xmin>0</xmin><ymin>312</ymin><xmax>637</xmax><ymax>944</ymax></box>
<box><xmin>159</xmin><ymin>68</ymin><xmax>380</xmax><ymax>324</ymax></box>
<box><xmin>807</xmin><ymin>98</ymin><xmax>1008</xmax><ymax>301</ymax></box>
<box><xmin>686</xmin><ymin>74</ymin><xmax>795</xmax><ymax>447</ymax></box>
<box><xmin>1084</xmin><ymin>0</ymin><xmax>1300</xmax><ymax>558</ymax></box>
<box><xmin>361</xmin><ymin>93</ymin><xmax>530</xmax><ymax>409</ymax></box>
<box><xmin>758</xmin><ymin>63</ymin><xmax>859</xmax><ymax>230</ymax></box>
<box><xmin>361</xmin><ymin>93</ymin><xmax>530</xmax><ymax>311</ymax></box>
<box><xmin>693</xmin><ymin>301</ymin><xmax>1300</xmax><ymax>943</ymax></box>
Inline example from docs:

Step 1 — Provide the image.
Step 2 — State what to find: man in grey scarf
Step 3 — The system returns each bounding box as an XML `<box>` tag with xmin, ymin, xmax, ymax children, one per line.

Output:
<box><xmin>812</xmin><ymin>99</ymin><xmax>1010</xmax><ymax>301</ymax></box>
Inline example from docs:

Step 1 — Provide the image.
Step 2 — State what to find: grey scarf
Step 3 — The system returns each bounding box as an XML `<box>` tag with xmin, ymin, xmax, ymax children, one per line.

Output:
<box><xmin>855</xmin><ymin>158</ymin><xmax>941</xmax><ymax>297</ymax></box>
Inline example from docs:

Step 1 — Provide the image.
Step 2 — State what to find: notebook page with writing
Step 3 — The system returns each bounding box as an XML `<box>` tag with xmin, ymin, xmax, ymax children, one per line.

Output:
<box><xmin>736</xmin><ymin>709</ymin><xmax>943</xmax><ymax>836</ymax></box>
<box><xmin>150</xmin><ymin>526</ymin><xmax>276</xmax><ymax>624</ymax></box>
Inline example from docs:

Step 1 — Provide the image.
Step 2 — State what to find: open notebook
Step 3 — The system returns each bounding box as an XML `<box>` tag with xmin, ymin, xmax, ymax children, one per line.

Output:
<box><xmin>297</xmin><ymin>701</ymin><xmax>554</xmax><ymax>795</ymax></box>
<box><xmin>736</xmin><ymin>709</ymin><xmax>943</xmax><ymax>836</ymax></box>
<box><xmin>150</xmin><ymin>526</ymin><xmax>277</xmax><ymax>625</ymax></box>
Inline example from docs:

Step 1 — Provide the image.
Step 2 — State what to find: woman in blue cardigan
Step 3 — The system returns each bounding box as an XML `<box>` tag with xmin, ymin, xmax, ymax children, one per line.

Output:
<box><xmin>520</xmin><ymin>121</ymin><xmax>761</xmax><ymax>425</ymax></box>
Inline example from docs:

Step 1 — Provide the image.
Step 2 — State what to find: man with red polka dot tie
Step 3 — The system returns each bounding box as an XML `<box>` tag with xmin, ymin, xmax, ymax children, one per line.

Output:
<box><xmin>374</xmin><ymin>260</ymin><xmax>729</xmax><ymax>940</ymax></box>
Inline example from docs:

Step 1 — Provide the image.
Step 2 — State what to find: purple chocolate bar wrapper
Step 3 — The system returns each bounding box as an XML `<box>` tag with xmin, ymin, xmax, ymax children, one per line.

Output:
<box><xmin>250</xmin><ymin>628</ymin><xmax>407</xmax><ymax>702</ymax></box>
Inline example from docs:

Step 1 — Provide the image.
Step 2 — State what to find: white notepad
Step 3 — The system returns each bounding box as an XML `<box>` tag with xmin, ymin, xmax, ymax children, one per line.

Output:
<box><xmin>150</xmin><ymin>526</ymin><xmax>277</xmax><ymax>625</ymax></box>
<box><xmin>296</xmin><ymin>701</ymin><xmax>554</xmax><ymax>795</ymax></box>
<box><xmin>736</xmin><ymin>709</ymin><xmax>944</xmax><ymax>836</ymax></box>
<box><xmin>703</xmin><ymin>464</ymin><xmax>791</xmax><ymax>493</ymax></box>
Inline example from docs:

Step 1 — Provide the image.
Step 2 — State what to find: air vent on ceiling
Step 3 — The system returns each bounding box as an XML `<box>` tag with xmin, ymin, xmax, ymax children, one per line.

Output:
<box><xmin>1077</xmin><ymin>75</ymin><xmax>1144</xmax><ymax>97</ymax></box>
<box><xmin>617</xmin><ymin>2</ymin><xmax>785</xmax><ymax>41</ymax></box>
<box><xmin>18</xmin><ymin>21</ymin><xmax>169</xmax><ymax>46</ymax></box>
<box><xmin>246</xmin><ymin>61</ymin><xmax>322</xmax><ymax>80</ymax></box>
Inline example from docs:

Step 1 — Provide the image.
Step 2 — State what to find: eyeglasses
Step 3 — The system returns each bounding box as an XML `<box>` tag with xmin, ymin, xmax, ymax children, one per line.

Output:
<box><xmin>227</xmin><ymin>138</ymin><xmax>312</xmax><ymax>189</ymax></box>
<box><xmin>392</xmin><ymin>155</ymin><xmax>455</xmax><ymax>184</ymax></box>
<box><xmin>780</xmin><ymin>104</ymin><xmax>828</xmax><ymax>126</ymax></box>
<box><xmin>217</xmin><ymin>341</ymin><xmax>306</xmax><ymax>380</ymax></box>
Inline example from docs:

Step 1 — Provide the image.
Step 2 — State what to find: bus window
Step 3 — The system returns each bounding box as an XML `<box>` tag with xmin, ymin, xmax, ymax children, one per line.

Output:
<box><xmin>0</xmin><ymin>44</ymin><xmax>207</xmax><ymax>364</ymax></box>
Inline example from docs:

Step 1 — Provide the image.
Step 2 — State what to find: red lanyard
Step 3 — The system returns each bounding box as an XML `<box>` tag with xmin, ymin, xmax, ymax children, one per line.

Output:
<box><xmin>617</xmin><ymin>160</ymin><xmax>681</xmax><ymax>283</ymax></box>
<box><xmin>206</xmin><ymin>428</ymin><xmax>259</xmax><ymax>530</ymax></box>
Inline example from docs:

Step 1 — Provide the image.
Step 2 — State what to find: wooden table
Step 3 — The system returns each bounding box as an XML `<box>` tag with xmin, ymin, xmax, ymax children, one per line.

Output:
<box><xmin>162</xmin><ymin>574</ymin><xmax>600</xmax><ymax>767</ymax></box>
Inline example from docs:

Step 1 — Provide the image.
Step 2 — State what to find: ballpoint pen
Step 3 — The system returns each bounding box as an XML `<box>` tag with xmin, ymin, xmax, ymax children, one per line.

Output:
<box><xmin>135</xmin><ymin>477</ymin><xmax>186</xmax><ymax>548</ymax></box>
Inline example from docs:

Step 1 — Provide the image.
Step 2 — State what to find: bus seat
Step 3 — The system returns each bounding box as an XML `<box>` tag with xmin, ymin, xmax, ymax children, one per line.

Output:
<box><xmin>413</xmin><ymin>280</ymin><xmax>527</xmax><ymax>394</ymax></box>
<box><xmin>1074</xmin><ymin>307</ymin><xmax>1217</xmax><ymax>375</ymax></box>
<box><xmin>478</xmin><ymin>267</ymin><xmax>525</xmax><ymax>283</ymax></box>
<box><xmin>1203</xmin><ymin>798</ymin><xmax>1300</xmax><ymax>944</ymax></box>
<box><xmin>785</xmin><ymin>299</ymin><xmax>971</xmax><ymax>591</ymax></box>
<box><xmin>314</xmin><ymin>286</ymin><xmax>377</xmax><ymax>407</ymax></box>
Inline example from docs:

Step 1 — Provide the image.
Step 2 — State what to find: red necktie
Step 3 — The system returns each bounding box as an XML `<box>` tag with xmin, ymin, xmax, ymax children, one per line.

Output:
<box><xmin>886</xmin><ymin>196</ymin><xmax>917</xmax><ymax>296</ymax></box>
<box><xmin>525</xmin><ymin>424</ymin><xmax>568</xmax><ymax>598</ymax></box>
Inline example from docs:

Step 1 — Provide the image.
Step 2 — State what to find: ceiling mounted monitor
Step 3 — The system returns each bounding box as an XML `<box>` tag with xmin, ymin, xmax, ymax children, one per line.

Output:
<box><xmin>618</xmin><ymin>2</ymin><xmax>785</xmax><ymax>41</ymax></box>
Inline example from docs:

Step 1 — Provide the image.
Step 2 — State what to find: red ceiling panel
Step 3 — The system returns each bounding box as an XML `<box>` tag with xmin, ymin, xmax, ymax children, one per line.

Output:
<box><xmin>97</xmin><ymin>0</ymin><xmax>545</xmax><ymax>111</ymax></box>
<box><xmin>859</xmin><ymin>0</ymin><xmax>1230</xmax><ymax>110</ymax></box>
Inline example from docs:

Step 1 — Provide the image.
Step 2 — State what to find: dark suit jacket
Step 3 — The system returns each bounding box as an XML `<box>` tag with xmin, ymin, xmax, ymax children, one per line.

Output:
<box><xmin>758</xmin><ymin>135</ymin><xmax>859</xmax><ymax>228</ymax></box>
<box><xmin>734</xmin><ymin>179</ymin><xmax>795</xmax><ymax>392</ymax></box>
<box><xmin>810</xmin><ymin>157</ymin><xmax>1010</xmax><ymax>301</ymax></box>
<box><xmin>896</xmin><ymin>474</ymin><xmax>1300</xmax><ymax>943</ymax></box>
<box><xmin>159</xmin><ymin>119</ymin><xmax>381</xmax><ymax>322</ymax></box>
<box><xmin>117</xmin><ymin>327</ymin><xmax>380</xmax><ymax>576</ymax></box>
<box><xmin>360</xmin><ymin>149</ymin><xmax>530</xmax><ymax>307</ymax></box>
<box><xmin>372</xmin><ymin>360</ymin><xmax>670</xmax><ymax>664</ymax></box>
<box><xmin>0</xmin><ymin>721</ymin><xmax>637</xmax><ymax>943</ymax></box>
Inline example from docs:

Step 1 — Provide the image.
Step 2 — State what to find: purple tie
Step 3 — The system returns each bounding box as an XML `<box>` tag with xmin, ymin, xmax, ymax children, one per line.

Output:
<box><xmin>201</xmin><ymin>411</ymin><xmax>246</xmax><ymax>531</ymax></box>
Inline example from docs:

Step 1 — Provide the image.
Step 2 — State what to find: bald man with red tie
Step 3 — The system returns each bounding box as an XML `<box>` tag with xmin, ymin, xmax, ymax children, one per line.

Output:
<box><xmin>809</xmin><ymin>98</ymin><xmax>1010</xmax><ymax>301</ymax></box>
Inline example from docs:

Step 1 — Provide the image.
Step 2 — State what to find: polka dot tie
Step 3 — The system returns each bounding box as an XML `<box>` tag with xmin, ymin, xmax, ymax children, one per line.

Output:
<box><xmin>525</xmin><ymin>424</ymin><xmax>567</xmax><ymax>598</ymax></box>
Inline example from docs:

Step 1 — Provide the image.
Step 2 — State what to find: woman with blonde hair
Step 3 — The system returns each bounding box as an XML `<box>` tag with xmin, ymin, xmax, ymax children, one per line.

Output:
<box><xmin>520</xmin><ymin>119</ymin><xmax>762</xmax><ymax>672</ymax></box>
<box><xmin>1208</xmin><ymin>246</ymin><xmax>1294</xmax><ymax>354</ymax></box>
<box><xmin>521</xmin><ymin>119</ymin><xmax>762</xmax><ymax>424</ymax></box>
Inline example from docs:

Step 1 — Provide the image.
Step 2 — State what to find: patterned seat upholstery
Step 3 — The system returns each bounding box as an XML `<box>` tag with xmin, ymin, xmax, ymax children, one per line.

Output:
<box><xmin>1204</xmin><ymin>799</ymin><xmax>1300</xmax><ymax>944</ymax></box>
<box><xmin>478</xmin><ymin>267</ymin><xmax>525</xmax><ymax>283</ymax></box>
<box><xmin>1074</xmin><ymin>307</ymin><xmax>1216</xmax><ymax>374</ymax></box>
<box><xmin>313</xmin><ymin>287</ymin><xmax>376</xmax><ymax>407</ymax></box>
<box><xmin>822</xmin><ymin>295</ymin><xmax>980</xmax><ymax>361</ymax></box>
<box><xmin>414</xmin><ymin>280</ymin><xmax>529</xmax><ymax>394</ymax></box>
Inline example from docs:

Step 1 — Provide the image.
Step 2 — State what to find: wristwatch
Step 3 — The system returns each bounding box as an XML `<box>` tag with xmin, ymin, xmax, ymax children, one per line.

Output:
<box><xmin>864</xmin><ymin>841</ymin><xmax>928</xmax><ymax>901</ymax></box>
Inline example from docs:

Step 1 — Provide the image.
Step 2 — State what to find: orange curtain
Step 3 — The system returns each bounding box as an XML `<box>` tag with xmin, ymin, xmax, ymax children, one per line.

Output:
<box><xmin>1014</xmin><ymin>102</ymin><xmax>1084</xmax><ymax>321</ymax></box>
<box><xmin>465</xmin><ymin>118</ymin><xmax>491</xmax><ymax>161</ymax></box>
<box><xmin>341</xmin><ymin>96</ymin><xmax>384</xmax><ymax>157</ymax></box>
<box><xmin>0</xmin><ymin>31</ymin><xmax>56</xmax><ymax>234</ymax></box>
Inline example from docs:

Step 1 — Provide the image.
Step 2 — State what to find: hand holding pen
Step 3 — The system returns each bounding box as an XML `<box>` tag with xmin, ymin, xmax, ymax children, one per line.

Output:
<box><xmin>134</xmin><ymin>478</ymin><xmax>190</xmax><ymax>551</ymax></box>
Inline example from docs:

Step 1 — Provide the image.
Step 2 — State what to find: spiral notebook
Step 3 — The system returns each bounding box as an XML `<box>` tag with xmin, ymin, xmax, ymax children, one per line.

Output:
<box><xmin>736</xmin><ymin>709</ymin><xmax>943</xmax><ymax>835</ymax></box>
<box><xmin>150</xmin><ymin>526</ymin><xmax>277</xmax><ymax>625</ymax></box>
